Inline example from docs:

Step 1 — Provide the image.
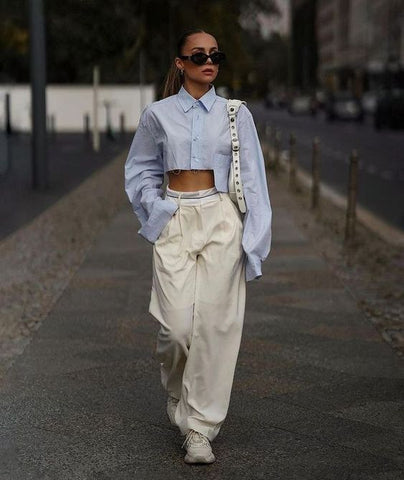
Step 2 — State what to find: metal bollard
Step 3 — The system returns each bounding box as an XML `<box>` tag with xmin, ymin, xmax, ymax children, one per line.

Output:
<box><xmin>84</xmin><ymin>113</ymin><xmax>90</xmax><ymax>139</ymax></box>
<box><xmin>311</xmin><ymin>136</ymin><xmax>320</xmax><ymax>209</ymax></box>
<box><xmin>345</xmin><ymin>149</ymin><xmax>359</xmax><ymax>244</ymax></box>
<box><xmin>270</xmin><ymin>125</ymin><xmax>275</xmax><ymax>164</ymax></box>
<box><xmin>120</xmin><ymin>112</ymin><xmax>125</xmax><ymax>137</ymax></box>
<box><xmin>274</xmin><ymin>129</ymin><xmax>281</xmax><ymax>170</ymax></box>
<box><xmin>5</xmin><ymin>93</ymin><xmax>12</xmax><ymax>135</ymax></box>
<box><xmin>49</xmin><ymin>114</ymin><xmax>56</xmax><ymax>138</ymax></box>
<box><xmin>264</xmin><ymin>121</ymin><xmax>271</xmax><ymax>169</ymax></box>
<box><xmin>289</xmin><ymin>132</ymin><xmax>297</xmax><ymax>189</ymax></box>
<box><xmin>1</xmin><ymin>94</ymin><xmax>10</xmax><ymax>174</ymax></box>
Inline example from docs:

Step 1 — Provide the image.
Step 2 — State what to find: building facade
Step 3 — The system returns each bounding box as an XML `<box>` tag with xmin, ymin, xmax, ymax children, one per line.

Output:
<box><xmin>290</xmin><ymin>0</ymin><xmax>318</xmax><ymax>90</ymax></box>
<box><xmin>316</xmin><ymin>0</ymin><xmax>404</xmax><ymax>93</ymax></box>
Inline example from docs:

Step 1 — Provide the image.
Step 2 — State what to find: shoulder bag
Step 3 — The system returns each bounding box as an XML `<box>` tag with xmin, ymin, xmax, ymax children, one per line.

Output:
<box><xmin>227</xmin><ymin>99</ymin><xmax>247</xmax><ymax>213</ymax></box>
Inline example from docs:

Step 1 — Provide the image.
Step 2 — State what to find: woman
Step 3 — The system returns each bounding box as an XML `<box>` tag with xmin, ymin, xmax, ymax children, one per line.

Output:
<box><xmin>124</xmin><ymin>29</ymin><xmax>271</xmax><ymax>464</ymax></box>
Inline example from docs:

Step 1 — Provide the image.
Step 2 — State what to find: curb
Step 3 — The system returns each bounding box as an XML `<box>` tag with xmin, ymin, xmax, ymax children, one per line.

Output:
<box><xmin>278</xmin><ymin>150</ymin><xmax>404</xmax><ymax>247</ymax></box>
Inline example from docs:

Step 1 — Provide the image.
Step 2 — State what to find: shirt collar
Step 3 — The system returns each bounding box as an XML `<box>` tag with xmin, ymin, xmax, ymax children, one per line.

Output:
<box><xmin>177</xmin><ymin>85</ymin><xmax>217</xmax><ymax>113</ymax></box>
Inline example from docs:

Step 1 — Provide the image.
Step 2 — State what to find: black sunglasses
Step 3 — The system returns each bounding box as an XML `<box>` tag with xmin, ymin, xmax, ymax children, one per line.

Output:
<box><xmin>179</xmin><ymin>51</ymin><xmax>226</xmax><ymax>66</ymax></box>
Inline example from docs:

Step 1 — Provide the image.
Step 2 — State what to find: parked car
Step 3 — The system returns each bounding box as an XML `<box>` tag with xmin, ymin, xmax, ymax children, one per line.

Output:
<box><xmin>374</xmin><ymin>89</ymin><xmax>404</xmax><ymax>130</ymax></box>
<box><xmin>361</xmin><ymin>90</ymin><xmax>378</xmax><ymax>115</ymax></box>
<box><xmin>288</xmin><ymin>94</ymin><xmax>317</xmax><ymax>116</ymax></box>
<box><xmin>315</xmin><ymin>89</ymin><xmax>327</xmax><ymax>109</ymax></box>
<box><xmin>265</xmin><ymin>92</ymin><xmax>288</xmax><ymax>109</ymax></box>
<box><xmin>325</xmin><ymin>91</ymin><xmax>364</xmax><ymax>122</ymax></box>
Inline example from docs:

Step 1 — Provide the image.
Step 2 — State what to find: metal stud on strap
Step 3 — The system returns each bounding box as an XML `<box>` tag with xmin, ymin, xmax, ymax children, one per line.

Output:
<box><xmin>227</xmin><ymin>99</ymin><xmax>247</xmax><ymax>213</ymax></box>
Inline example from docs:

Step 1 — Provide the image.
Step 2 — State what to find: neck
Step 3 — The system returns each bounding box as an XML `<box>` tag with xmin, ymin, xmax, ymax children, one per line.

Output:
<box><xmin>183</xmin><ymin>81</ymin><xmax>211</xmax><ymax>100</ymax></box>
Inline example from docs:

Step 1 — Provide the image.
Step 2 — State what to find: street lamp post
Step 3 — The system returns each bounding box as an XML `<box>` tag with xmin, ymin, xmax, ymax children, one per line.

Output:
<box><xmin>29</xmin><ymin>0</ymin><xmax>48</xmax><ymax>189</ymax></box>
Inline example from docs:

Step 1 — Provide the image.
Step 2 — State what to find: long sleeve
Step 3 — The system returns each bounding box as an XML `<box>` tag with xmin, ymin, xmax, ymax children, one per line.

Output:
<box><xmin>237</xmin><ymin>106</ymin><xmax>272</xmax><ymax>281</ymax></box>
<box><xmin>124</xmin><ymin>108</ymin><xmax>178</xmax><ymax>243</ymax></box>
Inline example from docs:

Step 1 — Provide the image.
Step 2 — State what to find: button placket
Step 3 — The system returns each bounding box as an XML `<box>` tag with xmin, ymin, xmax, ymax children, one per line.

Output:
<box><xmin>191</xmin><ymin>101</ymin><xmax>202</xmax><ymax>167</ymax></box>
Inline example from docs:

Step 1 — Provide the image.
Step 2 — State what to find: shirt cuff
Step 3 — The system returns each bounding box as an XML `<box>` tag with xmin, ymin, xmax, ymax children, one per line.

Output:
<box><xmin>138</xmin><ymin>198</ymin><xmax>178</xmax><ymax>243</ymax></box>
<box><xmin>245</xmin><ymin>255</ymin><xmax>263</xmax><ymax>282</ymax></box>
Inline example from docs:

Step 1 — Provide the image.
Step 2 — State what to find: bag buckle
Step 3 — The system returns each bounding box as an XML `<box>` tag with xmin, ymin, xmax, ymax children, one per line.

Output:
<box><xmin>232</xmin><ymin>139</ymin><xmax>240</xmax><ymax>151</ymax></box>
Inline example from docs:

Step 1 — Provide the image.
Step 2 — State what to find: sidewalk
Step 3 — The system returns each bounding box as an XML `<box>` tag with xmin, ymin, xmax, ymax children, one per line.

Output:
<box><xmin>1</xmin><ymin>176</ymin><xmax>403</xmax><ymax>479</ymax></box>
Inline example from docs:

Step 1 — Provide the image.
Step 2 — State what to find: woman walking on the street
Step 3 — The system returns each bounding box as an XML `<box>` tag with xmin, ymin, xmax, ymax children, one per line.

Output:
<box><xmin>125</xmin><ymin>29</ymin><xmax>272</xmax><ymax>464</ymax></box>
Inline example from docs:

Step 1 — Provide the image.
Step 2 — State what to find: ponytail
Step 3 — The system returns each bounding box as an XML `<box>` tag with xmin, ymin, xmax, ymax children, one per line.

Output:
<box><xmin>162</xmin><ymin>61</ymin><xmax>183</xmax><ymax>99</ymax></box>
<box><xmin>161</xmin><ymin>28</ymin><xmax>206</xmax><ymax>99</ymax></box>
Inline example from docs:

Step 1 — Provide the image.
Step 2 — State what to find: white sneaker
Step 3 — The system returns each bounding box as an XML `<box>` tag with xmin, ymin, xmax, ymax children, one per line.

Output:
<box><xmin>166</xmin><ymin>395</ymin><xmax>179</xmax><ymax>426</ymax></box>
<box><xmin>182</xmin><ymin>429</ymin><xmax>216</xmax><ymax>464</ymax></box>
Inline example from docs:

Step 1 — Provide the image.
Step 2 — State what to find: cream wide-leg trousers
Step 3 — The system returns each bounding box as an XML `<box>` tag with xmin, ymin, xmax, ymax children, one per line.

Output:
<box><xmin>148</xmin><ymin>186</ymin><xmax>246</xmax><ymax>441</ymax></box>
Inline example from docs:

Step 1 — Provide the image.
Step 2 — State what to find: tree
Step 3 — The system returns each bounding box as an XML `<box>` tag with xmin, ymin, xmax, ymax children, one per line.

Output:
<box><xmin>0</xmin><ymin>0</ymin><xmax>282</xmax><ymax>97</ymax></box>
<box><xmin>0</xmin><ymin>0</ymin><xmax>29</xmax><ymax>82</ymax></box>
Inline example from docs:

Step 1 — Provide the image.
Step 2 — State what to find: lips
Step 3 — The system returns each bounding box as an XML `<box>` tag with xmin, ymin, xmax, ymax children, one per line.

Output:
<box><xmin>202</xmin><ymin>68</ymin><xmax>214</xmax><ymax>74</ymax></box>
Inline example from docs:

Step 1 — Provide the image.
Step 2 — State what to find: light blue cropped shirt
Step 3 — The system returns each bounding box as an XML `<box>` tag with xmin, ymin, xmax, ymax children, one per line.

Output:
<box><xmin>124</xmin><ymin>85</ymin><xmax>272</xmax><ymax>282</ymax></box>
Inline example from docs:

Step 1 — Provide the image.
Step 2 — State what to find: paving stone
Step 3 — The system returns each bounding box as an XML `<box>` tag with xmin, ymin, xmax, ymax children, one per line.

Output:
<box><xmin>1</xmin><ymin>176</ymin><xmax>403</xmax><ymax>479</ymax></box>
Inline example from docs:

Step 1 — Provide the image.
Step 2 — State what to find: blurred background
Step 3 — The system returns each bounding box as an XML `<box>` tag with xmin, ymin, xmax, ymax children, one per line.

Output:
<box><xmin>0</xmin><ymin>0</ymin><xmax>288</xmax><ymax>97</ymax></box>
<box><xmin>2</xmin><ymin>4</ymin><xmax>404</xmax><ymax>472</ymax></box>
<box><xmin>0</xmin><ymin>0</ymin><xmax>403</xmax><ymax>236</ymax></box>
<box><xmin>2</xmin><ymin>1</ymin><xmax>404</xmax><ymax>106</ymax></box>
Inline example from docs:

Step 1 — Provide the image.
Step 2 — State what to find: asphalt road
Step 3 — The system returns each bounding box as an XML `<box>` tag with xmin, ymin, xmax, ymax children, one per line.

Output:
<box><xmin>250</xmin><ymin>103</ymin><xmax>404</xmax><ymax>231</ymax></box>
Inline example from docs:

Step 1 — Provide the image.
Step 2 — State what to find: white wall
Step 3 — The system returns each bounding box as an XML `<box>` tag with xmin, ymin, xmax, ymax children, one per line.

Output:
<box><xmin>0</xmin><ymin>84</ymin><xmax>155</xmax><ymax>132</ymax></box>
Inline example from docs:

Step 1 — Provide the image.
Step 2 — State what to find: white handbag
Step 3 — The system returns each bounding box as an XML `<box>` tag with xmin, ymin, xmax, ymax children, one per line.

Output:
<box><xmin>227</xmin><ymin>99</ymin><xmax>247</xmax><ymax>213</ymax></box>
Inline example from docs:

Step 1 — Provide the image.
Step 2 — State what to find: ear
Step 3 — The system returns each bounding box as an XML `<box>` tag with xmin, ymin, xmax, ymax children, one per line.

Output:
<box><xmin>175</xmin><ymin>57</ymin><xmax>184</xmax><ymax>71</ymax></box>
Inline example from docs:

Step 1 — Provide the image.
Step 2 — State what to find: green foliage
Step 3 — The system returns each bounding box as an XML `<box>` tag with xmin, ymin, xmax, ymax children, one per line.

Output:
<box><xmin>0</xmin><ymin>0</ymin><xmax>288</xmax><ymax>95</ymax></box>
<box><xmin>0</xmin><ymin>0</ymin><xmax>29</xmax><ymax>82</ymax></box>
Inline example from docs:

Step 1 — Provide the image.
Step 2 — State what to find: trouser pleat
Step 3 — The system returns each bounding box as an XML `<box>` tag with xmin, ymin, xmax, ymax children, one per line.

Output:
<box><xmin>149</xmin><ymin>188</ymin><xmax>246</xmax><ymax>441</ymax></box>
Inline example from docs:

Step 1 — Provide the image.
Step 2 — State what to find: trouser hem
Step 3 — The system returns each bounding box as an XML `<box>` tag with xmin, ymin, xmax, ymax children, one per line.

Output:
<box><xmin>179</xmin><ymin>419</ymin><xmax>222</xmax><ymax>442</ymax></box>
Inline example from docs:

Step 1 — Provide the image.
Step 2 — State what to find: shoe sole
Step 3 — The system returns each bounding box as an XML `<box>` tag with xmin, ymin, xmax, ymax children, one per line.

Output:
<box><xmin>184</xmin><ymin>453</ymin><xmax>216</xmax><ymax>464</ymax></box>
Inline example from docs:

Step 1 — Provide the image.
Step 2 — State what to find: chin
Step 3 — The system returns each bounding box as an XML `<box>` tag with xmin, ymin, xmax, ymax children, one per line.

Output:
<box><xmin>200</xmin><ymin>75</ymin><xmax>218</xmax><ymax>84</ymax></box>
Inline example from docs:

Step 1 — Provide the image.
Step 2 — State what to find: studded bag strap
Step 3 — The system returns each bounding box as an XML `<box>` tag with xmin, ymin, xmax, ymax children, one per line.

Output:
<box><xmin>227</xmin><ymin>99</ymin><xmax>247</xmax><ymax>213</ymax></box>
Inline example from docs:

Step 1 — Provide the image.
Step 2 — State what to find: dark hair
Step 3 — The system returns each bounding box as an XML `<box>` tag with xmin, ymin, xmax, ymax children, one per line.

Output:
<box><xmin>162</xmin><ymin>29</ymin><xmax>207</xmax><ymax>99</ymax></box>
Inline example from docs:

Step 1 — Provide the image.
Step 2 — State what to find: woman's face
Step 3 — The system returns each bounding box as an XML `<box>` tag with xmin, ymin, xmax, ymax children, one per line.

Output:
<box><xmin>175</xmin><ymin>32</ymin><xmax>220</xmax><ymax>87</ymax></box>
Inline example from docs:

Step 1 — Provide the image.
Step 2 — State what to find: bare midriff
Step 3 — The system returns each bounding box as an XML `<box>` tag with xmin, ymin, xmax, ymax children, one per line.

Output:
<box><xmin>167</xmin><ymin>169</ymin><xmax>215</xmax><ymax>191</ymax></box>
